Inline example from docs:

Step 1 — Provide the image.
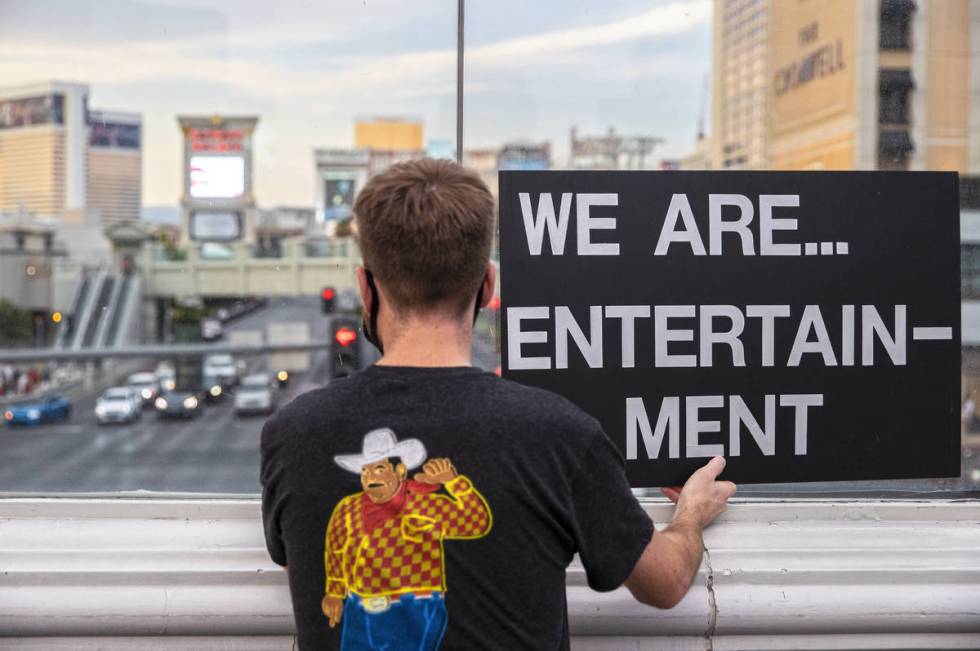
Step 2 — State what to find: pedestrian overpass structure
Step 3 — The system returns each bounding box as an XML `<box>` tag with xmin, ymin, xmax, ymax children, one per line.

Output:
<box><xmin>47</xmin><ymin>227</ymin><xmax>362</xmax><ymax>353</ymax></box>
<box><xmin>140</xmin><ymin>238</ymin><xmax>360</xmax><ymax>299</ymax></box>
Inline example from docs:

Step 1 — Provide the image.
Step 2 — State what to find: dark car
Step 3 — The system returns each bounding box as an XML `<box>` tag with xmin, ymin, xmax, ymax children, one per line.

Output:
<box><xmin>3</xmin><ymin>395</ymin><xmax>72</xmax><ymax>426</ymax></box>
<box><xmin>154</xmin><ymin>391</ymin><xmax>201</xmax><ymax>419</ymax></box>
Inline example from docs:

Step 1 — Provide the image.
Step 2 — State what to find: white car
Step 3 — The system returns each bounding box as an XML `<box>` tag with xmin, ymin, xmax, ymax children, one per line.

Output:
<box><xmin>234</xmin><ymin>374</ymin><xmax>277</xmax><ymax>416</ymax></box>
<box><xmin>203</xmin><ymin>354</ymin><xmax>239</xmax><ymax>387</ymax></box>
<box><xmin>127</xmin><ymin>372</ymin><xmax>160</xmax><ymax>405</ymax></box>
<box><xmin>95</xmin><ymin>387</ymin><xmax>141</xmax><ymax>424</ymax></box>
<box><xmin>155</xmin><ymin>362</ymin><xmax>177</xmax><ymax>392</ymax></box>
<box><xmin>202</xmin><ymin>318</ymin><xmax>223</xmax><ymax>341</ymax></box>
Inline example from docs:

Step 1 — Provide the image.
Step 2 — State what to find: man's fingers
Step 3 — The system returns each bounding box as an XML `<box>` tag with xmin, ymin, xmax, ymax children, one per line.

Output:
<box><xmin>702</xmin><ymin>456</ymin><xmax>727</xmax><ymax>479</ymax></box>
<box><xmin>414</xmin><ymin>472</ymin><xmax>435</xmax><ymax>483</ymax></box>
<box><xmin>721</xmin><ymin>481</ymin><xmax>737</xmax><ymax>498</ymax></box>
<box><xmin>660</xmin><ymin>486</ymin><xmax>681</xmax><ymax>503</ymax></box>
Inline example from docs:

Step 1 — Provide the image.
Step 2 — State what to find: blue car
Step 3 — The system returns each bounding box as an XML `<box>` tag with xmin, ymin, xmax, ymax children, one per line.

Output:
<box><xmin>3</xmin><ymin>395</ymin><xmax>72</xmax><ymax>426</ymax></box>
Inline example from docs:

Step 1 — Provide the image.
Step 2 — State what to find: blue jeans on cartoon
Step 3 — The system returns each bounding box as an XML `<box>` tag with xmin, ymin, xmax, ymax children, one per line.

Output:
<box><xmin>340</xmin><ymin>593</ymin><xmax>448</xmax><ymax>651</ymax></box>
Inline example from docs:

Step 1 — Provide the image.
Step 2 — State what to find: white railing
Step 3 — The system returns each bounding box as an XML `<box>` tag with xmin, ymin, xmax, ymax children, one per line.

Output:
<box><xmin>0</xmin><ymin>498</ymin><xmax>977</xmax><ymax>649</ymax></box>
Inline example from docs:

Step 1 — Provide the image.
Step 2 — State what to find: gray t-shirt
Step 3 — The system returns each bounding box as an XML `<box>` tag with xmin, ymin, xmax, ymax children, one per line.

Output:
<box><xmin>261</xmin><ymin>365</ymin><xmax>654</xmax><ymax>650</ymax></box>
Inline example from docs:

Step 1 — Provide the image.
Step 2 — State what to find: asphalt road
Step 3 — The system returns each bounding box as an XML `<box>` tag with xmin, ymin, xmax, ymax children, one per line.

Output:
<box><xmin>0</xmin><ymin>297</ymin><xmax>501</xmax><ymax>494</ymax></box>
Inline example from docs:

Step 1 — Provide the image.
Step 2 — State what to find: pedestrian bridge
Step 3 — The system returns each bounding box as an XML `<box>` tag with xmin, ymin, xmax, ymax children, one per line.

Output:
<box><xmin>140</xmin><ymin>237</ymin><xmax>360</xmax><ymax>298</ymax></box>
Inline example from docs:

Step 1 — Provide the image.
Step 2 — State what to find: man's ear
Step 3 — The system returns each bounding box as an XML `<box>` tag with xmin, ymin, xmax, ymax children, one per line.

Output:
<box><xmin>479</xmin><ymin>260</ymin><xmax>497</xmax><ymax>308</ymax></box>
<box><xmin>356</xmin><ymin>266</ymin><xmax>373</xmax><ymax>314</ymax></box>
<box><xmin>395</xmin><ymin>463</ymin><xmax>407</xmax><ymax>479</ymax></box>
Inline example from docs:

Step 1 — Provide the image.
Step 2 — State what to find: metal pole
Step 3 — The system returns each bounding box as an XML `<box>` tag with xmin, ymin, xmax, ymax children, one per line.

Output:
<box><xmin>456</xmin><ymin>0</ymin><xmax>464</xmax><ymax>164</ymax></box>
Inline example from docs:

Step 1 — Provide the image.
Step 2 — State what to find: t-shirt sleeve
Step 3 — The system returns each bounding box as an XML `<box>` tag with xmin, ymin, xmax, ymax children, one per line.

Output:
<box><xmin>260</xmin><ymin>415</ymin><xmax>288</xmax><ymax>567</ymax></box>
<box><xmin>569</xmin><ymin>427</ymin><xmax>654</xmax><ymax>592</ymax></box>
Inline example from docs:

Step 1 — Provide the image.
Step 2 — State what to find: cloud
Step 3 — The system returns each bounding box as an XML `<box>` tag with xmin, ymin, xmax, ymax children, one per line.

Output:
<box><xmin>0</xmin><ymin>0</ymin><xmax>708</xmax><ymax>100</ymax></box>
<box><xmin>0</xmin><ymin>0</ymin><xmax>711</xmax><ymax>204</ymax></box>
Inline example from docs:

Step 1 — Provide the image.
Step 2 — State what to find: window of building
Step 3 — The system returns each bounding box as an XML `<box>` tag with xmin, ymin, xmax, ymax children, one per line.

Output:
<box><xmin>880</xmin><ymin>0</ymin><xmax>915</xmax><ymax>50</ymax></box>
<box><xmin>962</xmin><ymin>244</ymin><xmax>980</xmax><ymax>300</ymax></box>
<box><xmin>878</xmin><ymin>130</ymin><xmax>914</xmax><ymax>169</ymax></box>
<box><xmin>879</xmin><ymin>69</ymin><xmax>914</xmax><ymax>126</ymax></box>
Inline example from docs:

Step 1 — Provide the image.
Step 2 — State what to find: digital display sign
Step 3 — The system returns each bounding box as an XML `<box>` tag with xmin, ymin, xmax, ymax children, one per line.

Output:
<box><xmin>89</xmin><ymin>120</ymin><xmax>140</xmax><ymax>149</ymax></box>
<box><xmin>0</xmin><ymin>95</ymin><xmax>64</xmax><ymax>130</ymax></box>
<box><xmin>189</xmin><ymin>156</ymin><xmax>245</xmax><ymax>199</ymax></box>
<box><xmin>325</xmin><ymin>178</ymin><xmax>356</xmax><ymax>220</ymax></box>
<box><xmin>190</xmin><ymin>211</ymin><xmax>242</xmax><ymax>241</ymax></box>
<box><xmin>188</xmin><ymin>128</ymin><xmax>244</xmax><ymax>153</ymax></box>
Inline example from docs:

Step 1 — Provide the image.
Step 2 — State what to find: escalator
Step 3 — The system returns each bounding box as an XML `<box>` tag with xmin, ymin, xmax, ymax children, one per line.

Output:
<box><xmin>56</xmin><ymin>270</ymin><xmax>143</xmax><ymax>350</ymax></box>
<box><xmin>54</xmin><ymin>273</ymin><xmax>90</xmax><ymax>349</ymax></box>
<box><xmin>80</xmin><ymin>276</ymin><xmax>115</xmax><ymax>348</ymax></box>
<box><xmin>101</xmin><ymin>275</ymin><xmax>131</xmax><ymax>348</ymax></box>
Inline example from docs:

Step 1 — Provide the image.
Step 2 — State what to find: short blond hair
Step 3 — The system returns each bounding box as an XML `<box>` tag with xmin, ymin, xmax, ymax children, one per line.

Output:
<box><xmin>353</xmin><ymin>159</ymin><xmax>495</xmax><ymax>315</ymax></box>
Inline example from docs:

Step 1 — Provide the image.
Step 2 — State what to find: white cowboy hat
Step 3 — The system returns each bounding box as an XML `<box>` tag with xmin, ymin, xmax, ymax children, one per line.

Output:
<box><xmin>334</xmin><ymin>428</ymin><xmax>427</xmax><ymax>474</ymax></box>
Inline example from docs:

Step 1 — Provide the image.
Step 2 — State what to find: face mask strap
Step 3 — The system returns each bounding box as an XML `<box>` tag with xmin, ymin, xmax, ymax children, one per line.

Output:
<box><xmin>362</xmin><ymin>269</ymin><xmax>486</xmax><ymax>356</ymax></box>
<box><xmin>473</xmin><ymin>284</ymin><xmax>485</xmax><ymax>325</ymax></box>
<box><xmin>362</xmin><ymin>269</ymin><xmax>384</xmax><ymax>355</ymax></box>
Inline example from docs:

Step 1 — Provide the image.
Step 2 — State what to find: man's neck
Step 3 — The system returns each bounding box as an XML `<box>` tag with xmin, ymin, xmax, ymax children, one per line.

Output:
<box><xmin>376</xmin><ymin>316</ymin><xmax>473</xmax><ymax>368</ymax></box>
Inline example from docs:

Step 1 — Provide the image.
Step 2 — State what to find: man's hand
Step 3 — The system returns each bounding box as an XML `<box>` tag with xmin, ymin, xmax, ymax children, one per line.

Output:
<box><xmin>414</xmin><ymin>458</ymin><xmax>457</xmax><ymax>485</ymax></box>
<box><xmin>624</xmin><ymin>457</ymin><xmax>736</xmax><ymax>610</ymax></box>
<box><xmin>322</xmin><ymin>595</ymin><xmax>344</xmax><ymax>628</ymax></box>
<box><xmin>664</xmin><ymin>456</ymin><xmax>737</xmax><ymax>528</ymax></box>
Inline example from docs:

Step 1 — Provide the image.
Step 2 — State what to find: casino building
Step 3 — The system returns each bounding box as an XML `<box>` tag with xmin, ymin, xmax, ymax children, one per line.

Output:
<box><xmin>702</xmin><ymin>0</ymin><xmax>980</xmax><ymax>174</ymax></box>
<box><xmin>0</xmin><ymin>81</ymin><xmax>142</xmax><ymax>226</ymax></box>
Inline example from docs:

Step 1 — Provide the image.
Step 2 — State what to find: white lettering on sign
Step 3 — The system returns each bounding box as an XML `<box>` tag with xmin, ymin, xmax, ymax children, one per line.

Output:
<box><xmin>520</xmin><ymin>191</ymin><xmax>854</xmax><ymax>258</ymax></box>
<box><xmin>626</xmin><ymin>394</ymin><xmax>822</xmax><ymax>460</ymax></box>
<box><xmin>576</xmin><ymin>193</ymin><xmax>619</xmax><ymax>256</ymax></box>
<box><xmin>506</xmin><ymin>304</ymin><xmax>912</xmax><ymax>370</ymax></box>
<box><xmin>555</xmin><ymin>305</ymin><xmax>603</xmax><ymax>369</ymax></box>
<box><xmin>626</xmin><ymin>396</ymin><xmax>680</xmax><ymax>460</ymax></box>
<box><xmin>709</xmin><ymin>194</ymin><xmax>755</xmax><ymax>256</ymax></box>
<box><xmin>519</xmin><ymin>192</ymin><xmax>572</xmax><ymax>255</ymax></box>
<box><xmin>506</xmin><ymin>306</ymin><xmax>551</xmax><ymax>370</ymax></box>
<box><xmin>605</xmin><ymin>305</ymin><xmax>651</xmax><ymax>368</ymax></box>
<box><xmin>655</xmin><ymin>194</ymin><xmax>707</xmax><ymax>256</ymax></box>
<box><xmin>518</xmin><ymin>193</ymin><xmax>619</xmax><ymax>256</ymax></box>
<box><xmin>759</xmin><ymin>194</ymin><xmax>802</xmax><ymax>256</ymax></box>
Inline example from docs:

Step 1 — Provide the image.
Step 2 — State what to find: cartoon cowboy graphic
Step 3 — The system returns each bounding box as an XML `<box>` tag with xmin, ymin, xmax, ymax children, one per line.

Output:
<box><xmin>323</xmin><ymin>428</ymin><xmax>492</xmax><ymax>651</ymax></box>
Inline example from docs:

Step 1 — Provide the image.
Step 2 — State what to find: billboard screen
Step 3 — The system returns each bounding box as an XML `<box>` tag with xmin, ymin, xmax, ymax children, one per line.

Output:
<box><xmin>325</xmin><ymin>178</ymin><xmax>356</xmax><ymax>220</ymax></box>
<box><xmin>189</xmin><ymin>155</ymin><xmax>245</xmax><ymax>199</ymax></box>
<box><xmin>89</xmin><ymin>120</ymin><xmax>141</xmax><ymax>149</ymax></box>
<box><xmin>190</xmin><ymin>211</ymin><xmax>242</xmax><ymax>241</ymax></box>
<box><xmin>0</xmin><ymin>95</ymin><xmax>65</xmax><ymax>130</ymax></box>
<box><xmin>498</xmin><ymin>144</ymin><xmax>550</xmax><ymax>171</ymax></box>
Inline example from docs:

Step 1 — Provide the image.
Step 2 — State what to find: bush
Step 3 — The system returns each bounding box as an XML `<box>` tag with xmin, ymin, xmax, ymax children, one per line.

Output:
<box><xmin>0</xmin><ymin>299</ymin><xmax>34</xmax><ymax>346</ymax></box>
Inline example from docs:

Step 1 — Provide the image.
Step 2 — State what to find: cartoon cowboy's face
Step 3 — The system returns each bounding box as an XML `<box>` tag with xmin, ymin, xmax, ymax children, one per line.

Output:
<box><xmin>360</xmin><ymin>459</ymin><xmax>407</xmax><ymax>504</ymax></box>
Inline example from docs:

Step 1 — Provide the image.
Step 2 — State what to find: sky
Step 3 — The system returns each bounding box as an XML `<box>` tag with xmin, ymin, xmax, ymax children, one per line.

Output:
<box><xmin>0</xmin><ymin>0</ymin><xmax>712</xmax><ymax>208</ymax></box>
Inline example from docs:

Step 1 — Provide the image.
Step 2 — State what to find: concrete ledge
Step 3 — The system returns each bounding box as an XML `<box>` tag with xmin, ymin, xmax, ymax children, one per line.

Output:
<box><xmin>0</xmin><ymin>498</ymin><xmax>978</xmax><ymax>648</ymax></box>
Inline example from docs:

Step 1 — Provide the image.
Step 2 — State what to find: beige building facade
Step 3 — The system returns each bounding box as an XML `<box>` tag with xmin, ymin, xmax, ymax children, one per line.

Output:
<box><xmin>703</xmin><ymin>0</ymin><xmax>980</xmax><ymax>173</ymax></box>
<box><xmin>0</xmin><ymin>81</ymin><xmax>142</xmax><ymax>225</ymax></box>
<box><xmin>354</xmin><ymin>117</ymin><xmax>423</xmax><ymax>151</ymax></box>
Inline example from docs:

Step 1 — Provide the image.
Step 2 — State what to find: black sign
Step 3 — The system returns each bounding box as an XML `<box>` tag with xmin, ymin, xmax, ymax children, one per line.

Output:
<box><xmin>499</xmin><ymin>171</ymin><xmax>961</xmax><ymax>486</ymax></box>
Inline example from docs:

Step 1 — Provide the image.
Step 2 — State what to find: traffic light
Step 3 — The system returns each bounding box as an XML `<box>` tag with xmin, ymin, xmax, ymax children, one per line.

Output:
<box><xmin>330</xmin><ymin>317</ymin><xmax>360</xmax><ymax>378</ymax></box>
<box><xmin>321</xmin><ymin>287</ymin><xmax>336</xmax><ymax>313</ymax></box>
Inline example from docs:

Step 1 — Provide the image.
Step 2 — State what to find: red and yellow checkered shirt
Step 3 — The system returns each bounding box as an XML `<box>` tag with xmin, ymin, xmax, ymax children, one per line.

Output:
<box><xmin>325</xmin><ymin>475</ymin><xmax>491</xmax><ymax>599</ymax></box>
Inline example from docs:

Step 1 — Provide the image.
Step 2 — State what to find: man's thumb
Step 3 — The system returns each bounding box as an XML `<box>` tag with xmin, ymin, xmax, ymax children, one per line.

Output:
<box><xmin>704</xmin><ymin>456</ymin><xmax>727</xmax><ymax>478</ymax></box>
<box><xmin>414</xmin><ymin>472</ymin><xmax>434</xmax><ymax>483</ymax></box>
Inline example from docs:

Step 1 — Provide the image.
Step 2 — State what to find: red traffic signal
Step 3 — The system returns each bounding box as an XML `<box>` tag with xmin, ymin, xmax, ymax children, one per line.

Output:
<box><xmin>322</xmin><ymin>288</ymin><xmax>335</xmax><ymax>300</ymax></box>
<box><xmin>335</xmin><ymin>327</ymin><xmax>357</xmax><ymax>347</ymax></box>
